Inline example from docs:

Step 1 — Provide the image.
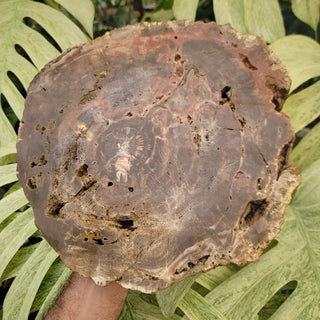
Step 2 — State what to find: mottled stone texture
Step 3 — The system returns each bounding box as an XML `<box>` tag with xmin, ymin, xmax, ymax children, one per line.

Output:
<box><xmin>17</xmin><ymin>21</ymin><xmax>300</xmax><ymax>293</ymax></box>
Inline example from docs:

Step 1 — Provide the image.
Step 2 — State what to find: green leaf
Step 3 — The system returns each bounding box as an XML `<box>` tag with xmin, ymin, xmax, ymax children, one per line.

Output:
<box><xmin>179</xmin><ymin>289</ymin><xmax>226</xmax><ymax>320</ymax></box>
<box><xmin>119</xmin><ymin>300</ymin><xmax>137</xmax><ymax>320</ymax></box>
<box><xmin>154</xmin><ymin>0</ymin><xmax>174</xmax><ymax>11</ymax></box>
<box><xmin>213</xmin><ymin>0</ymin><xmax>247</xmax><ymax>34</ymax></box>
<box><xmin>0</xmin><ymin>110</ymin><xmax>16</xmax><ymax>149</ymax></box>
<box><xmin>54</xmin><ymin>0</ymin><xmax>94</xmax><ymax>38</ymax></box>
<box><xmin>35</xmin><ymin>267</ymin><xmax>72</xmax><ymax>319</ymax></box>
<box><xmin>120</xmin><ymin>291</ymin><xmax>180</xmax><ymax>320</ymax></box>
<box><xmin>32</xmin><ymin>259</ymin><xmax>72</xmax><ymax>318</ymax></box>
<box><xmin>258</xmin><ymin>281</ymin><xmax>298</xmax><ymax>319</ymax></box>
<box><xmin>199</xmin><ymin>159</ymin><xmax>320</xmax><ymax>319</ymax></box>
<box><xmin>0</xmin><ymin>208</ymin><xmax>36</xmax><ymax>280</ymax></box>
<box><xmin>2</xmin><ymin>240</ymin><xmax>58</xmax><ymax>320</ymax></box>
<box><xmin>292</xmin><ymin>0</ymin><xmax>320</xmax><ymax>32</ymax></box>
<box><xmin>0</xmin><ymin>163</ymin><xmax>17</xmax><ymax>187</ymax></box>
<box><xmin>0</xmin><ymin>243</ymin><xmax>40</xmax><ymax>282</ymax></box>
<box><xmin>195</xmin><ymin>265</ymin><xmax>239</xmax><ymax>291</ymax></box>
<box><xmin>0</xmin><ymin>187</ymin><xmax>28</xmax><ymax>224</ymax></box>
<box><xmin>5</xmin><ymin>181</ymin><xmax>23</xmax><ymax>196</ymax></box>
<box><xmin>0</xmin><ymin>0</ymin><xmax>92</xmax><ymax>140</ymax></box>
<box><xmin>0</xmin><ymin>145</ymin><xmax>16</xmax><ymax>165</ymax></box>
<box><xmin>213</xmin><ymin>0</ymin><xmax>285</xmax><ymax>42</ymax></box>
<box><xmin>151</xmin><ymin>9</ymin><xmax>174</xmax><ymax>22</ymax></box>
<box><xmin>270</xmin><ymin>35</ymin><xmax>320</xmax><ymax>92</ymax></box>
<box><xmin>291</xmin><ymin>122</ymin><xmax>320</xmax><ymax>172</ymax></box>
<box><xmin>156</xmin><ymin>275</ymin><xmax>197</xmax><ymax>317</ymax></box>
<box><xmin>243</xmin><ymin>0</ymin><xmax>285</xmax><ymax>43</ymax></box>
<box><xmin>282</xmin><ymin>81</ymin><xmax>320</xmax><ymax>132</ymax></box>
<box><xmin>172</xmin><ymin>0</ymin><xmax>199</xmax><ymax>20</ymax></box>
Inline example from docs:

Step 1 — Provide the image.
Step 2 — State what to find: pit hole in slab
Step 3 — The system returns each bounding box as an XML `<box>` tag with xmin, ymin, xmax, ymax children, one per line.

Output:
<box><xmin>30</xmin><ymin>155</ymin><xmax>47</xmax><ymax>168</ymax></box>
<box><xmin>93</xmin><ymin>238</ymin><xmax>104</xmax><ymax>245</ymax></box>
<box><xmin>126</xmin><ymin>111</ymin><xmax>133</xmax><ymax>117</ymax></box>
<box><xmin>26</xmin><ymin>172</ymin><xmax>42</xmax><ymax>190</ymax></box>
<box><xmin>47</xmin><ymin>197</ymin><xmax>65</xmax><ymax>217</ymax></box>
<box><xmin>240</xmin><ymin>199</ymin><xmax>268</xmax><ymax>227</ymax></box>
<box><xmin>174</xmin><ymin>268</ymin><xmax>187</xmax><ymax>275</ymax></box>
<box><xmin>257</xmin><ymin>178</ymin><xmax>264</xmax><ymax>190</ymax></box>
<box><xmin>75</xmin><ymin>164</ymin><xmax>88</xmax><ymax>177</ymax></box>
<box><xmin>265</xmin><ymin>81</ymin><xmax>288</xmax><ymax>111</ymax></box>
<box><xmin>83</xmin><ymin>232</ymin><xmax>104</xmax><ymax>245</ymax></box>
<box><xmin>258</xmin><ymin>281</ymin><xmax>297</xmax><ymax>319</ymax></box>
<box><xmin>239</xmin><ymin>53</ymin><xmax>258</xmax><ymax>70</ymax></box>
<box><xmin>187</xmin><ymin>115</ymin><xmax>193</xmax><ymax>124</ymax></box>
<box><xmin>175</xmin><ymin>66</ymin><xmax>183</xmax><ymax>77</ymax></box>
<box><xmin>198</xmin><ymin>255</ymin><xmax>210</xmax><ymax>264</ymax></box>
<box><xmin>117</xmin><ymin>219</ymin><xmax>135</xmax><ymax>231</ymax></box>
<box><xmin>219</xmin><ymin>86</ymin><xmax>231</xmax><ymax>105</ymax></box>
<box><xmin>35</xmin><ymin>124</ymin><xmax>46</xmax><ymax>135</ymax></box>
<box><xmin>75</xmin><ymin>179</ymin><xmax>97</xmax><ymax>197</ymax></box>
<box><xmin>193</xmin><ymin>133</ymin><xmax>201</xmax><ymax>151</ymax></box>
<box><xmin>277</xmin><ymin>142</ymin><xmax>291</xmax><ymax>178</ymax></box>
<box><xmin>27</xmin><ymin>178</ymin><xmax>37</xmax><ymax>190</ymax></box>
<box><xmin>79</xmin><ymin>84</ymin><xmax>102</xmax><ymax>105</ymax></box>
<box><xmin>238</xmin><ymin>117</ymin><xmax>246</xmax><ymax>128</ymax></box>
<box><xmin>229</xmin><ymin>102</ymin><xmax>236</xmax><ymax>112</ymax></box>
<box><xmin>187</xmin><ymin>255</ymin><xmax>210</xmax><ymax>270</ymax></box>
<box><xmin>175</xmin><ymin>53</ymin><xmax>181</xmax><ymax>61</ymax></box>
<box><xmin>108</xmin><ymin>181</ymin><xmax>113</xmax><ymax>187</ymax></box>
<box><xmin>272</xmin><ymin>97</ymin><xmax>280</xmax><ymax>110</ymax></box>
<box><xmin>128</xmin><ymin>187</ymin><xmax>134</xmax><ymax>192</ymax></box>
<box><xmin>63</xmin><ymin>143</ymin><xmax>79</xmax><ymax>171</ymax></box>
<box><xmin>145</xmin><ymin>274</ymin><xmax>159</xmax><ymax>281</ymax></box>
<box><xmin>47</xmin><ymin>119</ymin><xmax>56</xmax><ymax>133</ymax></box>
<box><xmin>221</xmin><ymin>86</ymin><xmax>231</xmax><ymax>100</ymax></box>
<box><xmin>57</xmin><ymin>100</ymin><xmax>72</xmax><ymax>114</ymax></box>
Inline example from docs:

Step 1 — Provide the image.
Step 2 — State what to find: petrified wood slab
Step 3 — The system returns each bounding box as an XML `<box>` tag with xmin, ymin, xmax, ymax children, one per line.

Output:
<box><xmin>17</xmin><ymin>21</ymin><xmax>300</xmax><ymax>293</ymax></box>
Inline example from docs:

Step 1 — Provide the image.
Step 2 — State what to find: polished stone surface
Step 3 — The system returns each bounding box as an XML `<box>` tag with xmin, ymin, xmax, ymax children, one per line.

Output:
<box><xmin>17</xmin><ymin>21</ymin><xmax>300</xmax><ymax>293</ymax></box>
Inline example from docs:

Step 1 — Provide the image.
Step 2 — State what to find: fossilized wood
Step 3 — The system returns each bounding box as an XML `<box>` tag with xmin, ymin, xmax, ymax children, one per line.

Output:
<box><xmin>17</xmin><ymin>21</ymin><xmax>300</xmax><ymax>293</ymax></box>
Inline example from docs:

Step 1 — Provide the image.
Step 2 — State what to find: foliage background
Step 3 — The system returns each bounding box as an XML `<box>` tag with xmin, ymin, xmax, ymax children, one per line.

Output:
<box><xmin>0</xmin><ymin>0</ymin><xmax>319</xmax><ymax>319</ymax></box>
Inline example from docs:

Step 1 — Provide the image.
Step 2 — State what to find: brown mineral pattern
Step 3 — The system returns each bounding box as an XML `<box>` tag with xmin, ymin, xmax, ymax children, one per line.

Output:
<box><xmin>17</xmin><ymin>21</ymin><xmax>300</xmax><ymax>293</ymax></box>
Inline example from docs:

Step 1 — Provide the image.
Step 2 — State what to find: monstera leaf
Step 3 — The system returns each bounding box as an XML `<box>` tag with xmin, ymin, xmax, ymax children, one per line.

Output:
<box><xmin>213</xmin><ymin>0</ymin><xmax>285</xmax><ymax>43</ymax></box>
<box><xmin>0</xmin><ymin>0</ymin><xmax>93</xmax><ymax>319</ymax></box>
<box><xmin>291</xmin><ymin>0</ymin><xmax>320</xmax><ymax>32</ymax></box>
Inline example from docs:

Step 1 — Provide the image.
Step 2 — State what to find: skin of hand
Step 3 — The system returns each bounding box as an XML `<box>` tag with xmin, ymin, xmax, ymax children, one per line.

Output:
<box><xmin>45</xmin><ymin>273</ymin><xmax>128</xmax><ymax>320</ymax></box>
